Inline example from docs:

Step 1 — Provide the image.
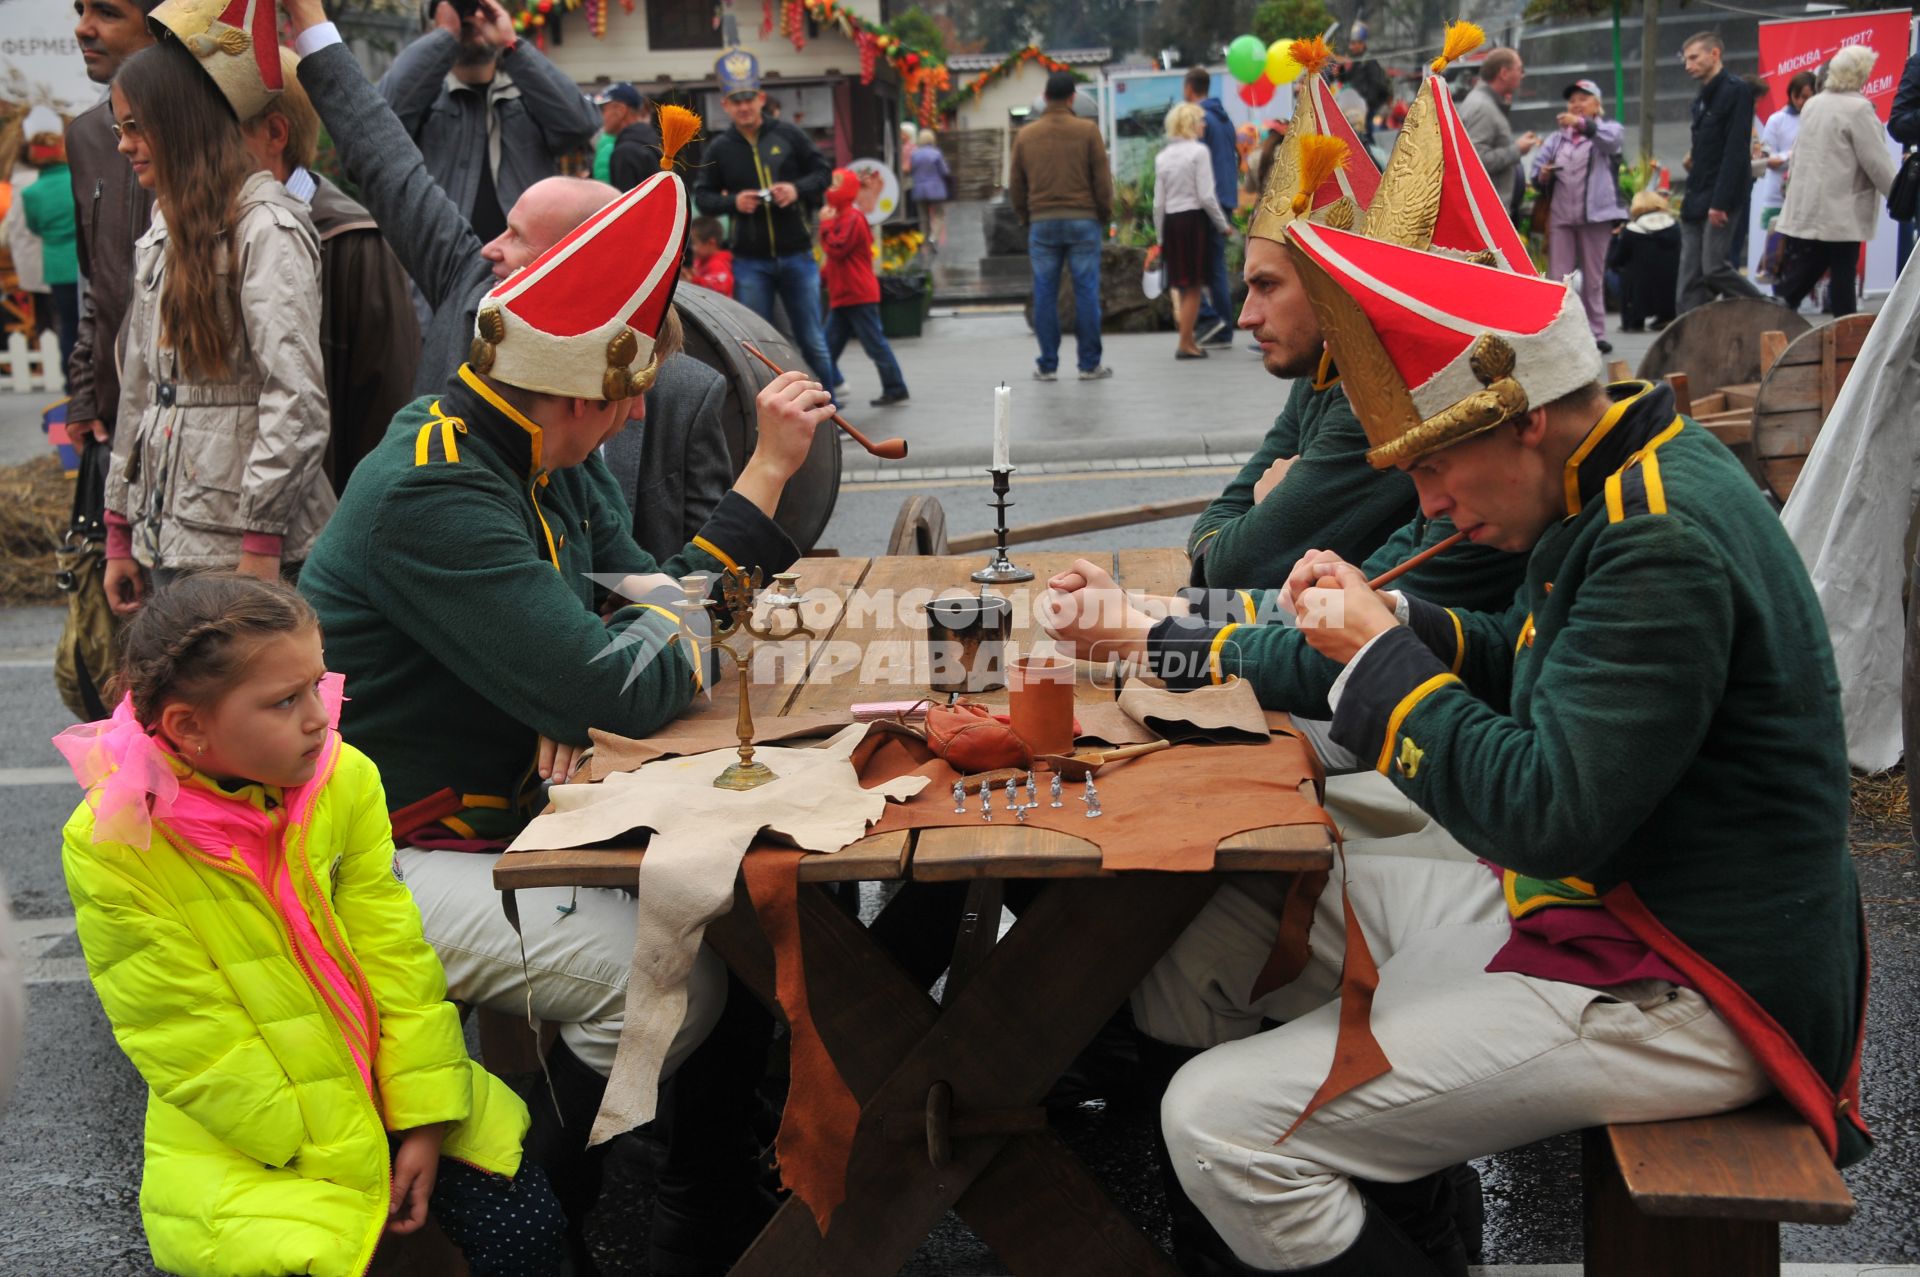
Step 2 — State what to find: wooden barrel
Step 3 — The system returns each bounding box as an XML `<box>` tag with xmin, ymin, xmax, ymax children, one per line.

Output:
<box><xmin>1749</xmin><ymin>315</ymin><xmax>1874</xmax><ymax>505</ymax></box>
<box><xmin>674</xmin><ymin>285</ymin><xmax>842</xmax><ymax>551</ymax></box>
<box><xmin>1635</xmin><ymin>298</ymin><xmax>1811</xmax><ymax>393</ymax></box>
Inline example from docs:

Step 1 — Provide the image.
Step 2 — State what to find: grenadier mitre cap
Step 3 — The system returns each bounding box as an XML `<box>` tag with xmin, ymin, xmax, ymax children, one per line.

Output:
<box><xmin>1284</xmin><ymin>222</ymin><xmax>1599</xmax><ymax>468</ymax></box>
<box><xmin>1249</xmin><ymin>37</ymin><xmax>1381</xmax><ymax>242</ymax></box>
<box><xmin>148</xmin><ymin>0</ymin><xmax>283</xmax><ymax>122</ymax></box>
<box><xmin>471</xmin><ymin>170</ymin><xmax>688</xmax><ymax>402</ymax></box>
<box><xmin>1366</xmin><ymin>21</ymin><xmax>1535</xmax><ymax>275</ymax></box>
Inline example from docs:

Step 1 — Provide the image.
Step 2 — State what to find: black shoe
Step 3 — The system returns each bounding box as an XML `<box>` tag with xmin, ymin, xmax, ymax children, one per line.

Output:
<box><xmin>1619</xmin><ymin>323</ymin><xmax>1644</xmax><ymax>333</ymax></box>
<box><xmin>646</xmin><ymin>972</ymin><xmax>781</xmax><ymax>1277</ymax></box>
<box><xmin>1176</xmin><ymin>348</ymin><xmax>1210</xmax><ymax>360</ymax></box>
<box><xmin>1197</xmin><ymin>319</ymin><xmax>1231</xmax><ymax>346</ymax></box>
<box><xmin>1649</xmin><ymin>316</ymin><xmax>1672</xmax><ymax>331</ymax></box>
<box><xmin>1596</xmin><ymin>338</ymin><xmax>1614</xmax><ymax>354</ymax></box>
<box><xmin>1176</xmin><ymin>1200</ymin><xmax>1448</xmax><ymax>1275</ymax></box>
<box><xmin>522</xmin><ymin>1037</ymin><xmax>614</xmax><ymax>1275</ymax></box>
<box><xmin>870</xmin><ymin>392</ymin><xmax>909</xmax><ymax>407</ymax></box>
<box><xmin>1353</xmin><ymin>1169</ymin><xmax>1471</xmax><ymax>1277</ymax></box>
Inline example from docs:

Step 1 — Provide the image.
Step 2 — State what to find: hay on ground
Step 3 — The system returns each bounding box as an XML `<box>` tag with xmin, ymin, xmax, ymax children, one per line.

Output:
<box><xmin>0</xmin><ymin>454</ymin><xmax>73</xmax><ymax>605</ymax></box>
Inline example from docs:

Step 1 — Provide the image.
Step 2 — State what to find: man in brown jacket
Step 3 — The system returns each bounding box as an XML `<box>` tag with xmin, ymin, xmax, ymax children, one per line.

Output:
<box><xmin>1010</xmin><ymin>71</ymin><xmax>1114</xmax><ymax>381</ymax></box>
<box><xmin>66</xmin><ymin>0</ymin><xmax>157</xmax><ymax>447</ymax></box>
<box><xmin>243</xmin><ymin>49</ymin><xmax>423</xmax><ymax>493</ymax></box>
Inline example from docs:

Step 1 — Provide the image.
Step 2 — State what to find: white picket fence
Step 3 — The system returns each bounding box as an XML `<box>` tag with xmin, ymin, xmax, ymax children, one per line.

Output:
<box><xmin>0</xmin><ymin>331</ymin><xmax>63</xmax><ymax>394</ymax></box>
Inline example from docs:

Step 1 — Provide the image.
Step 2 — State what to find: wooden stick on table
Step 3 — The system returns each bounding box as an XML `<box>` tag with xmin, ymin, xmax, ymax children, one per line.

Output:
<box><xmin>1367</xmin><ymin>529</ymin><xmax>1468</xmax><ymax>590</ymax></box>
<box><xmin>740</xmin><ymin>341</ymin><xmax>910</xmax><ymax>461</ymax></box>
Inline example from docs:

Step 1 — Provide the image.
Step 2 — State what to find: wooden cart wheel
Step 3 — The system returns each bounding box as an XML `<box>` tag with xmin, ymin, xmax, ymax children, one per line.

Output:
<box><xmin>1749</xmin><ymin>315</ymin><xmax>1874</xmax><ymax>504</ymax></box>
<box><xmin>1636</xmin><ymin>297</ymin><xmax>1811</xmax><ymax>392</ymax></box>
<box><xmin>674</xmin><ymin>285</ymin><xmax>842</xmax><ymax>551</ymax></box>
<box><xmin>888</xmin><ymin>494</ymin><xmax>949</xmax><ymax>556</ymax></box>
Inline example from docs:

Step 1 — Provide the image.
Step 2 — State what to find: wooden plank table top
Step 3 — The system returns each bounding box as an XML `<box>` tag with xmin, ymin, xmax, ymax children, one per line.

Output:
<box><xmin>494</xmin><ymin>552</ymin><xmax>1335</xmax><ymax>893</ymax></box>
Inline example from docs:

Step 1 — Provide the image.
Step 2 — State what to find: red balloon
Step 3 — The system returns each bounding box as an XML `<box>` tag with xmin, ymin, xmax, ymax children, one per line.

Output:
<box><xmin>1238</xmin><ymin>76</ymin><xmax>1276</xmax><ymax>106</ymax></box>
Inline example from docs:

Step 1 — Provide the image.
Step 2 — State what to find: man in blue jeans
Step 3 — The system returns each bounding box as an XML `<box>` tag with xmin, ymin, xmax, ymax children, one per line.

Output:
<box><xmin>692</xmin><ymin>44</ymin><xmax>838</xmax><ymax>390</ymax></box>
<box><xmin>1010</xmin><ymin>71</ymin><xmax>1115</xmax><ymax>381</ymax></box>
<box><xmin>1184</xmin><ymin>66</ymin><xmax>1240</xmax><ymax>347</ymax></box>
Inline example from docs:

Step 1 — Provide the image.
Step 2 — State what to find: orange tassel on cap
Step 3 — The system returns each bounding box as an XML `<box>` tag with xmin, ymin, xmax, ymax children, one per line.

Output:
<box><xmin>1291</xmin><ymin>135</ymin><xmax>1349</xmax><ymax>215</ymax></box>
<box><xmin>656</xmin><ymin>103</ymin><xmax>702</xmax><ymax>171</ymax></box>
<box><xmin>1430</xmin><ymin>20</ymin><xmax>1485</xmax><ymax>73</ymax></box>
<box><xmin>1290</xmin><ymin>36</ymin><xmax>1332</xmax><ymax>76</ymax></box>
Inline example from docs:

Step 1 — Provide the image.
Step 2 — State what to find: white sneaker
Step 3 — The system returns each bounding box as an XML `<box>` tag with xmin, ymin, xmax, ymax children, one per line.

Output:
<box><xmin>1078</xmin><ymin>366</ymin><xmax>1114</xmax><ymax>381</ymax></box>
<box><xmin>1033</xmin><ymin>368</ymin><xmax>1058</xmax><ymax>382</ymax></box>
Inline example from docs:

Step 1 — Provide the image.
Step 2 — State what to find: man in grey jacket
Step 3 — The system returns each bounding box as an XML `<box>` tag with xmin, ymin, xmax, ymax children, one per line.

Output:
<box><xmin>379</xmin><ymin>0</ymin><xmax>598</xmax><ymax>241</ymax></box>
<box><xmin>1456</xmin><ymin>48</ymin><xmax>1538</xmax><ymax>219</ymax></box>
<box><xmin>287</xmin><ymin>0</ymin><xmax>731</xmax><ymax>573</ymax></box>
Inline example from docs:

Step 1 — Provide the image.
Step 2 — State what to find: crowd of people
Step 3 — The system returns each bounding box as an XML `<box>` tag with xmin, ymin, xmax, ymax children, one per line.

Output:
<box><xmin>9</xmin><ymin>4</ymin><xmax>1899</xmax><ymax>1276</ymax></box>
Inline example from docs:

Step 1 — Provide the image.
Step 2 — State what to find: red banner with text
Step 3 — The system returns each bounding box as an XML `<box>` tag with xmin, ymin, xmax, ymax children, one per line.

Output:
<box><xmin>1755</xmin><ymin>9</ymin><xmax>1913</xmax><ymax>124</ymax></box>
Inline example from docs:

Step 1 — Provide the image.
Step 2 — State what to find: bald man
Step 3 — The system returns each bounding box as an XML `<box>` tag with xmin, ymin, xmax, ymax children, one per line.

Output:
<box><xmin>286</xmin><ymin>0</ymin><xmax>620</xmax><ymax>391</ymax></box>
<box><xmin>288</xmin><ymin>0</ymin><xmax>736</xmax><ymax>570</ymax></box>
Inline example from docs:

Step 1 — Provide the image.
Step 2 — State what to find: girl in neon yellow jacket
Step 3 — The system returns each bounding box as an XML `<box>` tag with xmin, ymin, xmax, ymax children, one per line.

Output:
<box><xmin>57</xmin><ymin>574</ymin><xmax>565</xmax><ymax>1277</ymax></box>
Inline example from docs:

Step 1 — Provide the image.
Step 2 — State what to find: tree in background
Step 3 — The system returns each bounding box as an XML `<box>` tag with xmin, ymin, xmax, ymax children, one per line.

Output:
<box><xmin>1145</xmin><ymin>0</ymin><xmax>1255</xmax><ymax>67</ymax></box>
<box><xmin>953</xmin><ymin>0</ymin><xmax>1151</xmax><ymax>55</ymax></box>
<box><xmin>889</xmin><ymin>7</ymin><xmax>950</xmax><ymax>63</ymax></box>
<box><xmin>1254</xmin><ymin>0</ymin><xmax>1335</xmax><ymax>46</ymax></box>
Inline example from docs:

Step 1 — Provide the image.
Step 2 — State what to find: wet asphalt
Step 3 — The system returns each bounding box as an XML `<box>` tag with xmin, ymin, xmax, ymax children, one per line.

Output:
<box><xmin>3</xmin><ymin>411</ymin><xmax>1919</xmax><ymax>1271</ymax></box>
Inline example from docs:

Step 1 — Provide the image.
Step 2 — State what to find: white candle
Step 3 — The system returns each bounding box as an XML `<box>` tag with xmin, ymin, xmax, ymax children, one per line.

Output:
<box><xmin>992</xmin><ymin>384</ymin><xmax>1012</xmax><ymax>471</ymax></box>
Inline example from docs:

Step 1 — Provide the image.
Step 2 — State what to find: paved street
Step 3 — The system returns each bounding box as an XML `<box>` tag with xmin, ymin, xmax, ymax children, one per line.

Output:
<box><xmin>2</xmin><ymin>301</ymin><xmax>1918</xmax><ymax>1274</ymax></box>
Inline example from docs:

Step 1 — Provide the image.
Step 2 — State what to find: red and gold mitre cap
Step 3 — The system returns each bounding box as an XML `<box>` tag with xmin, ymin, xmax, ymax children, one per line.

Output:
<box><xmin>471</xmin><ymin>171</ymin><xmax>689</xmax><ymax>401</ymax></box>
<box><xmin>148</xmin><ymin>0</ymin><xmax>283</xmax><ymax>122</ymax></box>
<box><xmin>1284</xmin><ymin>222</ymin><xmax>1598</xmax><ymax>467</ymax></box>
<box><xmin>1367</xmin><ymin>21</ymin><xmax>1534</xmax><ymax>275</ymax></box>
<box><xmin>1248</xmin><ymin>37</ymin><xmax>1382</xmax><ymax>241</ymax></box>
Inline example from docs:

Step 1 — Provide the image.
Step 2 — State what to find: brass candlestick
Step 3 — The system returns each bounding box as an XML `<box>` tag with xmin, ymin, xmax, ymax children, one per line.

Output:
<box><xmin>677</xmin><ymin>567</ymin><xmax>816</xmax><ymax>791</ymax></box>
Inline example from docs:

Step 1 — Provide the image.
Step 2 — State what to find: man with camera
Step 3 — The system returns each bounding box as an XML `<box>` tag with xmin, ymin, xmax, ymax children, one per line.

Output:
<box><xmin>691</xmin><ymin>48</ymin><xmax>838</xmax><ymax>390</ymax></box>
<box><xmin>378</xmin><ymin>0</ymin><xmax>598</xmax><ymax>242</ymax></box>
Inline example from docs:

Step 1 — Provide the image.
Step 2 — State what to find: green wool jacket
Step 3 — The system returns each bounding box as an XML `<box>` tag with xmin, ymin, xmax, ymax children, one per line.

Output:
<box><xmin>1186</xmin><ymin>370</ymin><xmax>1416</xmax><ymax>589</ymax></box>
<box><xmin>1330</xmin><ymin>382</ymin><xmax>1870</xmax><ymax>1167</ymax></box>
<box><xmin>1156</xmin><ymin>514</ymin><xmax>1525</xmax><ymax>713</ymax></box>
<box><xmin>300</xmin><ymin>365</ymin><xmax>797</xmax><ymax>841</ymax></box>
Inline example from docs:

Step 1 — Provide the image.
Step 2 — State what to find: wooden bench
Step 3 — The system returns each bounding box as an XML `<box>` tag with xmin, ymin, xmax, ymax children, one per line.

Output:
<box><xmin>1583</xmin><ymin>1102</ymin><xmax>1853</xmax><ymax>1276</ymax></box>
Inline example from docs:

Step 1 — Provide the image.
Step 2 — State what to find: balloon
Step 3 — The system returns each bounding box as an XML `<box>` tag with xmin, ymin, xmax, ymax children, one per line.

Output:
<box><xmin>1265</xmin><ymin>44</ymin><xmax>1303</xmax><ymax>84</ymax></box>
<box><xmin>1226</xmin><ymin>34</ymin><xmax>1268</xmax><ymax>85</ymax></box>
<box><xmin>1238</xmin><ymin>75</ymin><xmax>1277</xmax><ymax>107</ymax></box>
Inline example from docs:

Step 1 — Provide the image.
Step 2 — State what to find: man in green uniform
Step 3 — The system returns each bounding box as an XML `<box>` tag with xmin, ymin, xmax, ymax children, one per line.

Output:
<box><xmin>301</xmin><ymin>164</ymin><xmax>833</xmax><ymax>1274</ymax></box>
<box><xmin>1185</xmin><ymin>41</ymin><xmax>1413</xmax><ymax>590</ymax></box>
<box><xmin>1120</xmin><ymin>220</ymin><xmax>1869</xmax><ymax>1276</ymax></box>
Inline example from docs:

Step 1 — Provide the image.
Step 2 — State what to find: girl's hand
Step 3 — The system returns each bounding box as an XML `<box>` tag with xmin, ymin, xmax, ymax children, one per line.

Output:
<box><xmin>237</xmin><ymin>551</ymin><xmax>281</xmax><ymax>584</ymax></box>
<box><xmin>104</xmin><ymin>558</ymin><xmax>146</xmax><ymax>616</ymax></box>
<box><xmin>388</xmin><ymin>1123</ymin><xmax>447</xmax><ymax>1235</ymax></box>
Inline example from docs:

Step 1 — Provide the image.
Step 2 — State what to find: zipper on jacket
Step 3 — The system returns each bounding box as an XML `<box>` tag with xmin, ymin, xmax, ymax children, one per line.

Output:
<box><xmin>156</xmin><ymin>817</ymin><xmax>395</xmax><ymax>1274</ymax></box>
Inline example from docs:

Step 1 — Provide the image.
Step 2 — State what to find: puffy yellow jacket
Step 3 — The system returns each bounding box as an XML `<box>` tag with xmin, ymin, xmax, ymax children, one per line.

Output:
<box><xmin>62</xmin><ymin>736</ymin><xmax>530</xmax><ymax>1277</ymax></box>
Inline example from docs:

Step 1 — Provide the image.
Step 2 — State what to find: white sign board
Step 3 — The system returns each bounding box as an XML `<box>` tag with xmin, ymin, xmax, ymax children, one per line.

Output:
<box><xmin>0</xmin><ymin>0</ymin><xmax>100</xmax><ymax>116</ymax></box>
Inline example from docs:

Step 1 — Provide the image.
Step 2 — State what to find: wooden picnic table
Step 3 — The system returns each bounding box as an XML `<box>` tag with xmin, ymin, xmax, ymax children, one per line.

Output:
<box><xmin>493</xmin><ymin>551</ymin><xmax>1337</xmax><ymax>1276</ymax></box>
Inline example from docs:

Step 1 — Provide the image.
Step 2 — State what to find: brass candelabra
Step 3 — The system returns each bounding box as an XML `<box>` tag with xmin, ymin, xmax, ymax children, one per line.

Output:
<box><xmin>675</xmin><ymin>567</ymin><xmax>816</xmax><ymax>790</ymax></box>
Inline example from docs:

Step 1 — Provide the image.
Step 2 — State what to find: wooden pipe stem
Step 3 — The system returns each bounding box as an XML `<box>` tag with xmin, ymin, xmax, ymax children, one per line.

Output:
<box><xmin>1367</xmin><ymin>529</ymin><xmax>1469</xmax><ymax>591</ymax></box>
<box><xmin>740</xmin><ymin>341</ymin><xmax>909</xmax><ymax>461</ymax></box>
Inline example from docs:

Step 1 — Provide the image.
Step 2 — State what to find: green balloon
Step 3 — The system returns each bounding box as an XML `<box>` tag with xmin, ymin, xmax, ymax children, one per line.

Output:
<box><xmin>1226</xmin><ymin>34</ymin><xmax>1267</xmax><ymax>84</ymax></box>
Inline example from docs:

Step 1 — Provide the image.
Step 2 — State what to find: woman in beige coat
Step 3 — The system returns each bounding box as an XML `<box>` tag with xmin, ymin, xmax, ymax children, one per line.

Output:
<box><xmin>102</xmin><ymin>40</ymin><xmax>335</xmax><ymax>613</ymax></box>
<box><xmin>1774</xmin><ymin>45</ymin><xmax>1899</xmax><ymax>317</ymax></box>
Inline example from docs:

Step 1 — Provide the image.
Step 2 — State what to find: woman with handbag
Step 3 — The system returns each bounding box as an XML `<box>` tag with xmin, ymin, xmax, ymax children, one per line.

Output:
<box><xmin>1774</xmin><ymin>46</ymin><xmax>1899</xmax><ymax>317</ymax></box>
<box><xmin>1528</xmin><ymin>78</ymin><xmax>1627</xmax><ymax>352</ymax></box>
<box><xmin>1154</xmin><ymin>102</ymin><xmax>1235</xmax><ymax>361</ymax></box>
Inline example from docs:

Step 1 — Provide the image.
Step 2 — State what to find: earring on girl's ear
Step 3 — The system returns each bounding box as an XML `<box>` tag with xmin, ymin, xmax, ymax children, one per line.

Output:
<box><xmin>196</xmin><ymin>744</ymin><xmax>206</xmax><ymax>756</ymax></box>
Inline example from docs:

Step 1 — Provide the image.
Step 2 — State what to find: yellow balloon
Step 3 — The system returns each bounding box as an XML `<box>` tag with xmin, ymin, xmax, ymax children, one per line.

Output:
<box><xmin>1265</xmin><ymin>45</ymin><xmax>1304</xmax><ymax>84</ymax></box>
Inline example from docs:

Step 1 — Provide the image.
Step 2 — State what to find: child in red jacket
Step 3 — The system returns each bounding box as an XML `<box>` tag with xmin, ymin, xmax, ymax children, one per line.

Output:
<box><xmin>684</xmin><ymin>216</ymin><xmax>734</xmax><ymax>297</ymax></box>
<box><xmin>820</xmin><ymin>169</ymin><xmax>909</xmax><ymax>407</ymax></box>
